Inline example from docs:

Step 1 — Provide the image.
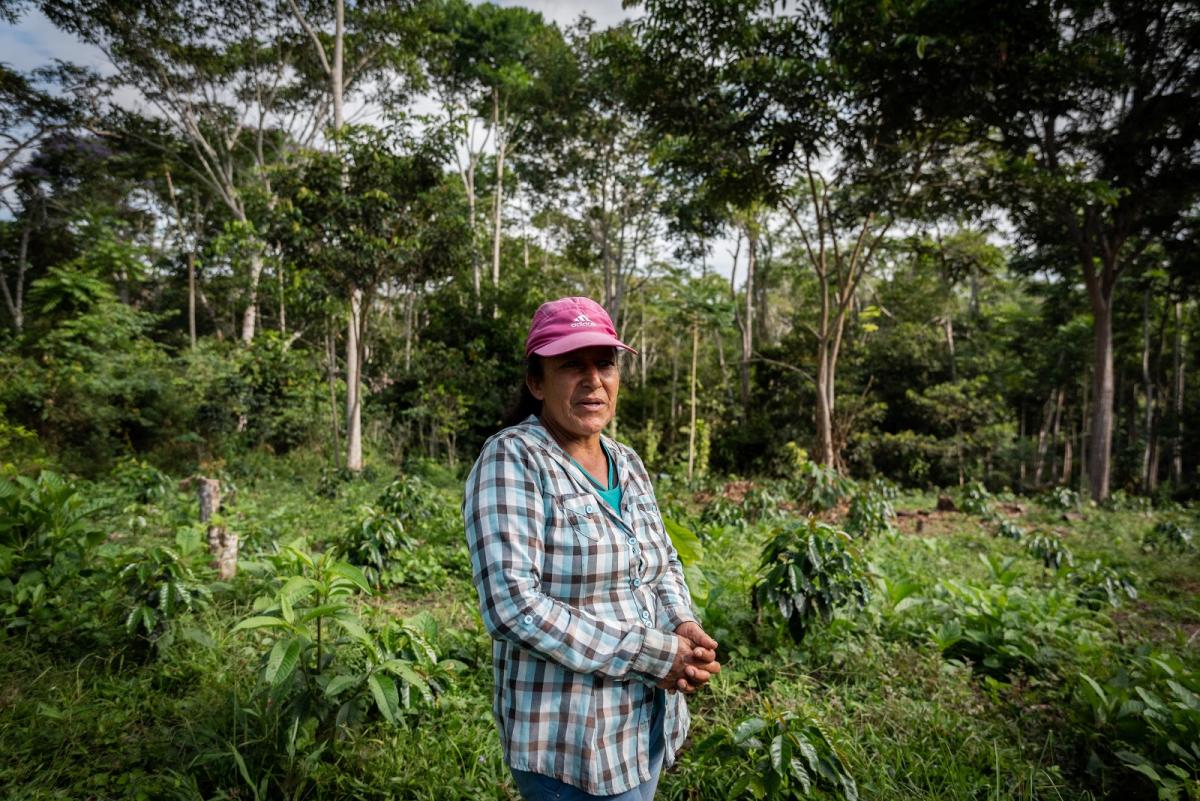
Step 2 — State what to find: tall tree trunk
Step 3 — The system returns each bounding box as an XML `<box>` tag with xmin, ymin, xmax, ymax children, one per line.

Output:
<box><xmin>739</xmin><ymin>222</ymin><xmax>756</xmax><ymax>414</ymax></box>
<box><xmin>0</xmin><ymin>222</ymin><xmax>30</xmax><ymax>332</ymax></box>
<box><xmin>1172</xmin><ymin>300</ymin><xmax>1185</xmax><ymax>486</ymax></box>
<box><xmin>814</xmin><ymin>339</ymin><xmax>835</xmax><ymax>469</ymax></box>
<box><xmin>1079</xmin><ymin>364</ymin><xmax>1090</xmax><ymax>494</ymax></box>
<box><xmin>345</xmin><ymin>288</ymin><xmax>363</xmax><ymax>471</ymax></box>
<box><xmin>490</xmin><ymin>90</ymin><xmax>507</xmax><ymax>314</ymax></box>
<box><xmin>1061</xmin><ymin>423</ymin><xmax>1074</xmax><ymax>485</ymax></box>
<box><xmin>241</xmin><ymin>248</ymin><xmax>263</xmax><ymax>343</ymax></box>
<box><xmin>1049</xmin><ymin>387</ymin><xmax>1064</xmax><ymax>482</ymax></box>
<box><xmin>1033</xmin><ymin>388</ymin><xmax>1059</xmax><ymax>487</ymax></box>
<box><xmin>669</xmin><ymin>337</ymin><xmax>679</xmax><ymax>450</ymax></box>
<box><xmin>687</xmin><ymin>320</ymin><xmax>699</xmax><ymax>481</ymax></box>
<box><xmin>325</xmin><ymin>319</ymin><xmax>341</xmax><ymax>467</ymax></box>
<box><xmin>1141</xmin><ymin>287</ymin><xmax>1155</xmax><ymax>493</ymax></box>
<box><xmin>1088</xmin><ymin>291</ymin><xmax>1115</xmax><ymax>500</ymax></box>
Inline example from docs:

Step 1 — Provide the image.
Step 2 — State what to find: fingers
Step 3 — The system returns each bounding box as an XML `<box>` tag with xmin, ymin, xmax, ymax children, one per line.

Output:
<box><xmin>678</xmin><ymin>621</ymin><xmax>719</xmax><ymax>651</ymax></box>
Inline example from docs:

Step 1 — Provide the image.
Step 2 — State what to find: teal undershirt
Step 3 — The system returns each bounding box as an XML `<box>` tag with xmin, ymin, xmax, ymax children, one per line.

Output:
<box><xmin>568</xmin><ymin>443</ymin><xmax>622</xmax><ymax>513</ymax></box>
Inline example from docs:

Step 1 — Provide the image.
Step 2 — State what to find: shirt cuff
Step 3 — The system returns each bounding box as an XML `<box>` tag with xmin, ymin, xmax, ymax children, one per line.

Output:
<box><xmin>663</xmin><ymin>603</ymin><xmax>699</xmax><ymax>630</ymax></box>
<box><xmin>630</xmin><ymin>626</ymin><xmax>679</xmax><ymax>683</ymax></box>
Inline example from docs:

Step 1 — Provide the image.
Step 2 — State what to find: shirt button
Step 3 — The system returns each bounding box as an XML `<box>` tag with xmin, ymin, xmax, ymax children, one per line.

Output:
<box><xmin>586</xmin><ymin>504</ymin><xmax>594</xmax><ymax>514</ymax></box>
<box><xmin>641</xmin><ymin>609</ymin><xmax>651</xmax><ymax>621</ymax></box>
<box><xmin>632</xmin><ymin>578</ymin><xmax>641</xmax><ymax>587</ymax></box>
<box><xmin>627</xmin><ymin>536</ymin><xmax>637</xmax><ymax>545</ymax></box>
<box><xmin>523</xmin><ymin>615</ymin><xmax>533</xmax><ymax>625</ymax></box>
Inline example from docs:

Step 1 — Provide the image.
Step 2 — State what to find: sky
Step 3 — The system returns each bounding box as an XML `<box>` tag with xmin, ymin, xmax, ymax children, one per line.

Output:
<box><xmin>0</xmin><ymin>1</ymin><xmax>743</xmax><ymax>281</ymax></box>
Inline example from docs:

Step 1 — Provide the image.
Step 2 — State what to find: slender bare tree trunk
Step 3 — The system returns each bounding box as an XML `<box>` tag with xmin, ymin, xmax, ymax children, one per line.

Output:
<box><xmin>739</xmin><ymin>222</ymin><xmax>756</xmax><ymax>413</ymax></box>
<box><xmin>490</xmin><ymin>90</ymin><xmax>507</xmax><ymax>312</ymax></box>
<box><xmin>1049</xmin><ymin>387</ymin><xmax>1064</xmax><ymax>483</ymax></box>
<box><xmin>687</xmin><ymin>320</ymin><xmax>699</xmax><ymax>481</ymax></box>
<box><xmin>669</xmin><ymin>337</ymin><xmax>679</xmax><ymax>450</ymax></box>
<box><xmin>1061</xmin><ymin>420</ymin><xmax>1073</xmax><ymax>485</ymax></box>
<box><xmin>345</xmin><ymin>289</ymin><xmax>363</xmax><ymax>472</ymax></box>
<box><xmin>1080</xmin><ymin>243</ymin><xmax>1118</xmax><ymax>500</ymax></box>
<box><xmin>1172</xmin><ymin>301</ymin><xmax>1185</xmax><ymax>486</ymax></box>
<box><xmin>1079</xmin><ymin>365</ymin><xmax>1090</xmax><ymax>494</ymax></box>
<box><xmin>1033</xmin><ymin>388</ymin><xmax>1058</xmax><ymax>486</ymax></box>
<box><xmin>325</xmin><ymin>319</ymin><xmax>341</xmax><ymax>467</ymax></box>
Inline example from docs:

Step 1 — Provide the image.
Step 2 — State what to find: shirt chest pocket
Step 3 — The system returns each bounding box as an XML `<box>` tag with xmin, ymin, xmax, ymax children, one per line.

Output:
<box><xmin>559</xmin><ymin>493</ymin><xmax>605</xmax><ymax>542</ymax></box>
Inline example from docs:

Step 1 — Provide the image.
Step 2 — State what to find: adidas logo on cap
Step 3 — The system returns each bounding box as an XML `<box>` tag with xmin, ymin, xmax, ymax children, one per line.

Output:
<box><xmin>569</xmin><ymin>314</ymin><xmax>596</xmax><ymax>328</ymax></box>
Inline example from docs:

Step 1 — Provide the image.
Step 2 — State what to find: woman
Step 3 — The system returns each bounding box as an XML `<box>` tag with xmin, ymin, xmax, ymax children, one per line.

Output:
<box><xmin>464</xmin><ymin>297</ymin><xmax>721</xmax><ymax>801</ymax></box>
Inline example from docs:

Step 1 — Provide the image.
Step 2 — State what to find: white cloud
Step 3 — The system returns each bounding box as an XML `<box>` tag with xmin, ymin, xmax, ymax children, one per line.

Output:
<box><xmin>0</xmin><ymin>9</ymin><xmax>111</xmax><ymax>73</ymax></box>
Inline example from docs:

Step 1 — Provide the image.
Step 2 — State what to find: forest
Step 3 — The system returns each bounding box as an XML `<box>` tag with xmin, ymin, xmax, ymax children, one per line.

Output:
<box><xmin>1</xmin><ymin>0</ymin><xmax>1198</xmax><ymax>799</ymax></box>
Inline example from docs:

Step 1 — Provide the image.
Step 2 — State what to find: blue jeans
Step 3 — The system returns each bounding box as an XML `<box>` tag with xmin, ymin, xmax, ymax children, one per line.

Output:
<box><xmin>510</xmin><ymin>690</ymin><xmax>666</xmax><ymax>801</ymax></box>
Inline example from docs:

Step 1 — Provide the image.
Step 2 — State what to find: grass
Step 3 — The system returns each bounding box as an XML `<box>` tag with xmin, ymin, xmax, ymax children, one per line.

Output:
<box><xmin>1</xmin><ymin>458</ymin><xmax>1197</xmax><ymax>800</ymax></box>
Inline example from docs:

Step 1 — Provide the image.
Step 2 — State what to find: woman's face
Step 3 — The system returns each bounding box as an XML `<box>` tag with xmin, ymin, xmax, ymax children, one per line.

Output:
<box><xmin>529</xmin><ymin>346</ymin><xmax>620</xmax><ymax>441</ymax></box>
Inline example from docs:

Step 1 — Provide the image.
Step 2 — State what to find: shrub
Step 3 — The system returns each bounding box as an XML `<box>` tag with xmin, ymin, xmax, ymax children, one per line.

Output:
<box><xmin>1067</xmin><ymin>560</ymin><xmax>1138</xmax><ymax>609</ymax></box>
<box><xmin>694</xmin><ymin>705</ymin><xmax>859</xmax><ymax>800</ymax></box>
<box><xmin>1026</xmin><ymin>533</ymin><xmax>1074</xmax><ymax>571</ymax></box>
<box><xmin>1075</xmin><ymin>651</ymin><xmax>1199</xmax><ymax>799</ymax></box>
<box><xmin>118</xmin><ymin>525</ymin><xmax>213</xmax><ymax>655</ymax></box>
<box><xmin>0</xmin><ymin>471</ymin><xmax>113</xmax><ymax>649</ymax></box>
<box><xmin>753</xmin><ymin>518</ymin><xmax>871</xmax><ymax>644</ymax></box>
<box><xmin>232</xmin><ymin>543</ymin><xmax>455</xmax><ymax>743</ymax></box>
<box><xmin>926</xmin><ymin>578</ymin><xmax>1103</xmax><ymax>679</ymax></box>
<box><xmin>1142</xmin><ymin>520</ymin><xmax>1196</xmax><ymax>553</ymax></box>
<box><xmin>791</xmin><ymin>461</ymin><xmax>856</xmax><ymax>513</ymax></box>
<box><xmin>957</xmin><ymin>480</ymin><xmax>994</xmax><ymax>517</ymax></box>
<box><xmin>996</xmin><ymin>520</ymin><xmax>1024</xmax><ymax>541</ymax></box>
<box><xmin>1043</xmin><ymin>486</ymin><xmax>1083</xmax><ymax>512</ymax></box>
<box><xmin>845</xmin><ymin>480</ymin><xmax>896</xmax><ymax>539</ymax></box>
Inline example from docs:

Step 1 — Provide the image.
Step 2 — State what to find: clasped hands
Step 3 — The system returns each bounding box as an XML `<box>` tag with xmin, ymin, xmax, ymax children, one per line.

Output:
<box><xmin>657</xmin><ymin>620</ymin><xmax>721</xmax><ymax>695</ymax></box>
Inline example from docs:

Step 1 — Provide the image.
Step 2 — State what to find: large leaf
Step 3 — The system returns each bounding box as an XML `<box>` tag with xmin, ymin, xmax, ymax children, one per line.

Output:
<box><xmin>368</xmin><ymin>673</ymin><xmax>399</xmax><ymax>724</ymax></box>
<box><xmin>232</xmin><ymin>615</ymin><xmax>292</xmax><ymax>633</ymax></box>
<box><xmin>662</xmin><ymin>516</ymin><xmax>704</xmax><ymax>565</ymax></box>
<box><xmin>328</xmin><ymin>562</ymin><xmax>373</xmax><ymax>594</ymax></box>
<box><xmin>265</xmin><ymin>637</ymin><xmax>301</xmax><ymax>689</ymax></box>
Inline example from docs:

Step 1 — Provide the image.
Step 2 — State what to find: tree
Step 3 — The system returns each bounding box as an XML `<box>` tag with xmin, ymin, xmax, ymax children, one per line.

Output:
<box><xmin>425</xmin><ymin>1</ymin><xmax>575</xmax><ymax>310</ymax></box>
<box><xmin>39</xmin><ymin>0</ymin><xmax>307</xmax><ymax>343</ymax></box>
<box><xmin>285</xmin><ymin>0</ymin><xmax>427</xmax><ymax>471</ymax></box>
<box><xmin>631</xmin><ymin>0</ymin><xmax>967</xmax><ymax>470</ymax></box>
<box><xmin>838</xmin><ymin>0</ymin><xmax>1200</xmax><ymax>499</ymax></box>
<box><xmin>0</xmin><ymin>62</ymin><xmax>98</xmax><ymax>332</ymax></box>
<box><xmin>270</xmin><ymin>127</ymin><xmax>467</xmax><ymax>472</ymax></box>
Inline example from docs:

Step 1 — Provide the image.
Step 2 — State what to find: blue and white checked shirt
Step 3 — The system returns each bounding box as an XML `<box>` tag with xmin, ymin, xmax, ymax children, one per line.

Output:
<box><xmin>464</xmin><ymin>416</ymin><xmax>698</xmax><ymax>795</ymax></box>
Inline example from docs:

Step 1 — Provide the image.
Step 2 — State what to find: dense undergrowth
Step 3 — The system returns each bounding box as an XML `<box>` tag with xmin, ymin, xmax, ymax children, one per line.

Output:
<box><xmin>1</xmin><ymin>455</ymin><xmax>1197</xmax><ymax>800</ymax></box>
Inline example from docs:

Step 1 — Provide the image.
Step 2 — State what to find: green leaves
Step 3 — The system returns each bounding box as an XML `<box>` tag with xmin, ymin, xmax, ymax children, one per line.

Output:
<box><xmin>753</xmin><ymin>518</ymin><xmax>871</xmax><ymax>644</ymax></box>
<box><xmin>231</xmin><ymin>542</ymin><xmax>450</xmax><ymax>740</ymax></box>
<box><xmin>663</xmin><ymin>516</ymin><xmax>704</xmax><ymax>565</ymax></box>
<box><xmin>698</xmin><ymin>706</ymin><xmax>859</xmax><ymax>801</ymax></box>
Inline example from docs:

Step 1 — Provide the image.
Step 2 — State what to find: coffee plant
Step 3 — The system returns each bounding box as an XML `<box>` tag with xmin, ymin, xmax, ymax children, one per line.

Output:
<box><xmin>996</xmin><ymin>520</ymin><xmax>1024</xmax><ymax>541</ymax></box>
<box><xmin>1027</xmin><ymin>533</ymin><xmax>1074</xmax><ymax>571</ymax></box>
<box><xmin>845</xmin><ymin>481</ymin><xmax>895</xmax><ymax>539</ymax></box>
<box><xmin>695</xmin><ymin>704</ymin><xmax>859</xmax><ymax>801</ymax></box>
<box><xmin>1075</xmin><ymin>652</ymin><xmax>1200</xmax><ymax>799</ymax></box>
<box><xmin>791</xmin><ymin>462</ymin><xmax>856</xmax><ymax>513</ymax></box>
<box><xmin>753</xmin><ymin>518</ymin><xmax>871</xmax><ymax>644</ymax></box>
<box><xmin>1142</xmin><ymin>520</ymin><xmax>1196</xmax><ymax>553</ymax></box>
<box><xmin>1067</xmin><ymin>560</ymin><xmax>1138</xmax><ymax>609</ymax></box>
<box><xmin>958</xmin><ymin>481</ymin><xmax>994</xmax><ymax>517</ymax></box>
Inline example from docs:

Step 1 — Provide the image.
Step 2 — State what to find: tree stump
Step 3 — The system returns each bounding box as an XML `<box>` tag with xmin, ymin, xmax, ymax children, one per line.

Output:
<box><xmin>936</xmin><ymin>494</ymin><xmax>958</xmax><ymax>512</ymax></box>
<box><xmin>197</xmin><ymin>477</ymin><xmax>238</xmax><ymax>580</ymax></box>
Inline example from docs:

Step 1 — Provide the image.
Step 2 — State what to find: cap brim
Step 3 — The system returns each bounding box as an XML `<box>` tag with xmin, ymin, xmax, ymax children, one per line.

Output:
<box><xmin>530</xmin><ymin>330</ymin><xmax>638</xmax><ymax>357</ymax></box>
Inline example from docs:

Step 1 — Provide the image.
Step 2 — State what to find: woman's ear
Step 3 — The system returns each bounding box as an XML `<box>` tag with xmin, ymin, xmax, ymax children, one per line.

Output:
<box><xmin>527</xmin><ymin>374</ymin><xmax>545</xmax><ymax>401</ymax></box>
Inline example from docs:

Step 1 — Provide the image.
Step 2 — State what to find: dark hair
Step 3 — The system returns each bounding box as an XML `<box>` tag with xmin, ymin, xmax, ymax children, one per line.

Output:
<box><xmin>500</xmin><ymin>354</ymin><xmax>544</xmax><ymax>428</ymax></box>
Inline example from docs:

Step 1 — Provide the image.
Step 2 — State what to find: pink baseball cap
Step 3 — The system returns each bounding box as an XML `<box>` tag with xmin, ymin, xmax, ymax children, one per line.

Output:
<box><xmin>524</xmin><ymin>297</ymin><xmax>637</xmax><ymax>357</ymax></box>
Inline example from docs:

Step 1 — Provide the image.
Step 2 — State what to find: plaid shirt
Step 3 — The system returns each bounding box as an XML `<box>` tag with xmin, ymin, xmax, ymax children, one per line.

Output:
<box><xmin>463</xmin><ymin>416</ymin><xmax>698</xmax><ymax>795</ymax></box>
